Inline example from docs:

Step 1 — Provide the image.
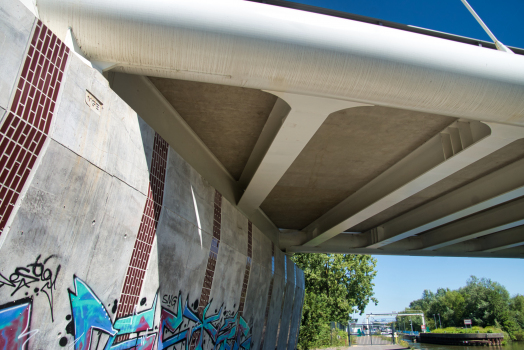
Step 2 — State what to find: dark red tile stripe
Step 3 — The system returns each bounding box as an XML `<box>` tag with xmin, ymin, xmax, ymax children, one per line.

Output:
<box><xmin>0</xmin><ymin>20</ymin><xmax>69</xmax><ymax>235</ymax></box>
<box><xmin>197</xmin><ymin>189</ymin><xmax>222</xmax><ymax>317</ymax></box>
<box><xmin>260</xmin><ymin>242</ymin><xmax>275</xmax><ymax>350</ymax></box>
<box><xmin>238</xmin><ymin>221</ymin><xmax>253</xmax><ymax>316</ymax></box>
<box><xmin>115</xmin><ymin>132</ymin><xmax>168</xmax><ymax>326</ymax></box>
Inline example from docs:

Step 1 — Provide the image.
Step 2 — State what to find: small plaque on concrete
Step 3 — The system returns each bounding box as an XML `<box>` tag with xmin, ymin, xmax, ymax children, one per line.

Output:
<box><xmin>85</xmin><ymin>90</ymin><xmax>103</xmax><ymax>115</ymax></box>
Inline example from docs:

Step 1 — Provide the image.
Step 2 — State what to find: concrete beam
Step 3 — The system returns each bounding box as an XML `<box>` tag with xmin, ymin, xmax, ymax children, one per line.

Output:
<box><xmin>300</xmin><ymin>121</ymin><xmax>524</xmax><ymax>247</ymax></box>
<box><xmin>110</xmin><ymin>73</ymin><xmax>282</xmax><ymax>245</ymax></box>
<box><xmin>362</xmin><ymin>157</ymin><xmax>524</xmax><ymax>248</ymax></box>
<box><xmin>237</xmin><ymin>92</ymin><xmax>369</xmax><ymax>216</ymax></box>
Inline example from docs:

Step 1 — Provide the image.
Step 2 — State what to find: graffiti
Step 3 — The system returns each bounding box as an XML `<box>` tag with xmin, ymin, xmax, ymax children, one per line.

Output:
<box><xmin>0</xmin><ymin>297</ymin><xmax>38</xmax><ymax>349</ymax></box>
<box><xmin>163</xmin><ymin>294</ymin><xmax>178</xmax><ymax>308</ymax></box>
<box><xmin>158</xmin><ymin>293</ymin><xmax>252</xmax><ymax>350</ymax></box>
<box><xmin>64</xmin><ymin>277</ymin><xmax>158</xmax><ymax>350</ymax></box>
<box><xmin>0</xmin><ymin>254</ymin><xmax>61</xmax><ymax>321</ymax></box>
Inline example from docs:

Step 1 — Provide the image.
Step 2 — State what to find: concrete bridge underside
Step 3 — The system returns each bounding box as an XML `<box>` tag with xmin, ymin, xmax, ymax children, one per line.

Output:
<box><xmin>30</xmin><ymin>0</ymin><xmax>524</xmax><ymax>259</ymax></box>
<box><xmin>110</xmin><ymin>74</ymin><xmax>524</xmax><ymax>259</ymax></box>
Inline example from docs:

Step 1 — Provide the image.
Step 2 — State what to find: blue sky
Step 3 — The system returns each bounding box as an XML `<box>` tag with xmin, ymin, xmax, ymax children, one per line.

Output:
<box><xmin>291</xmin><ymin>0</ymin><xmax>524</xmax><ymax>49</ymax></box>
<box><xmin>356</xmin><ymin>256</ymin><xmax>524</xmax><ymax>323</ymax></box>
<box><xmin>288</xmin><ymin>0</ymin><xmax>524</xmax><ymax>322</ymax></box>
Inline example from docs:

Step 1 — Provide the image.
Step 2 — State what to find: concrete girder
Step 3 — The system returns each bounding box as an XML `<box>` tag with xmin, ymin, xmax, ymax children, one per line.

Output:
<box><xmin>299</xmin><ymin>121</ymin><xmax>524</xmax><ymax>248</ymax></box>
<box><xmin>237</xmin><ymin>92</ymin><xmax>370</xmax><ymax>216</ymax></box>
<box><xmin>361</xmin><ymin>157</ymin><xmax>524</xmax><ymax>249</ymax></box>
<box><xmin>109</xmin><ymin>72</ymin><xmax>282</xmax><ymax>245</ymax></box>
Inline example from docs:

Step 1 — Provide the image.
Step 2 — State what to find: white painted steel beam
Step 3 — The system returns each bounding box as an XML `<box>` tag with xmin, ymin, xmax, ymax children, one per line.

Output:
<box><xmin>238</xmin><ymin>98</ymin><xmax>290</xmax><ymax>190</ymax></box>
<box><xmin>286</xmin><ymin>234</ymin><xmax>524</xmax><ymax>258</ymax></box>
<box><xmin>363</xmin><ymin>157</ymin><xmax>524</xmax><ymax>248</ymax></box>
<box><xmin>110</xmin><ymin>73</ymin><xmax>281</xmax><ymax>245</ymax></box>
<box><xmin>300</xmin><ymin>122</ymin><xmax>524</xmax><ymax>247</ymax></box>
<box><xmin>416</xmin><ymin>196</ymin><xmax>524</xmax><ymax>251</ymax></box>
<box><xmin>36</xmin><ymin>0</ymin><xmax>524</xmax><ymax>126</ymax></box>
<box><xmin>440</xmin><ymin>225</ymin><xmax>524</xmax><ymax>253</ymax></box>
<box><xmin>237</xmin><ymin>92</ymin><xmax>369</xmax><ymax>216</ymax></box>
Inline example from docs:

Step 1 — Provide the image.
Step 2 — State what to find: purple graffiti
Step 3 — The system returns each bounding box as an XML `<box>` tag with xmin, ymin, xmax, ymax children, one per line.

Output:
<box><xmin>0</xmin><ymin>298</ymin><xmax>36</xmax><ymax>350</ymax></box>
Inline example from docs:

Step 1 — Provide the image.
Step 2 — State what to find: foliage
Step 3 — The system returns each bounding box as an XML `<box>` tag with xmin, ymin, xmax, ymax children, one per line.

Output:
<box><xmin>401</xmin><ymin>276</ymin><xmax>524</xmax><ymax>340</ymax></box>
<box><xmin>430</xmin><ymin>326</ymin><xmax>504</xmax><ymax>334</ymax></box>
<box><xmin>291</xmin><ymin>254</ymin><xmax>378</xmax><ymax>350</ymax></box>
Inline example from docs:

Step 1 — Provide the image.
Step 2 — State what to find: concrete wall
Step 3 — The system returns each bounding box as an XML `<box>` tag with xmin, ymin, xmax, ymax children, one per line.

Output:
<box><xmin>0</xmin><ymin>1</ymin><xmax>305</xmax><ymax>349</ymax></box>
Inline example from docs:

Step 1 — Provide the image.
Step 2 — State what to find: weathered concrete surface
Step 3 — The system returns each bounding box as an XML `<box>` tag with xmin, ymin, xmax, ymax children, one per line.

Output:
<box><xmin>287</xmin><ymin>269</ymin><xmax>305</xmax><ymax>350</ymax></box>
<box><xmin>0</xmin><ymin>0</ymin><xmax>34</xmax><ymax>113</ymax></box>
<box><xmin>260</xmin><ymin>106</ymin><xmax>456</xmax><ymax>230</ymax></box>
<box><xmin>53</xmin><ymin>56</ymin><xmax>151</xmax><ymax>196</ymax></box>
<box><xmin>0</xmin><ymin>5</ymin><xmax>305</xmax><ymax>349</ymax></box>
<box><xmin>263</xmin><ymin>272</ymin><xmax>286</xmax><ymax>350</ymax></box>
<box><xmin>277</xmin><ymin>259</ymin><xmax>297</xmax><ymax>350</ymax></box>
<box><xmin>0</xmin><ymin>140</ymin><xmax>144</xmax><ymax>348</ymax></box>
<box><xmin>149</xmin><ymin>77</ymin><xmax>278</xmax><ymax>180</ymax></box>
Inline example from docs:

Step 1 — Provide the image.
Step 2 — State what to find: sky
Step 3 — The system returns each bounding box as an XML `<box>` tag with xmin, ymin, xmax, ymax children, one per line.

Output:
<box><xmin>286</xmin><ymin>0</ymin><xmax>524</xmax><ymax>323</ymax></box>
<box><xmin>291</xmin><ymin>0</ymin><xmax>524</xmax><ymax>49</ymax></box>
<box><xmin>354</xmin><ymin>256</ymin><xmax>524</xmax><ymax>323</ymax></box>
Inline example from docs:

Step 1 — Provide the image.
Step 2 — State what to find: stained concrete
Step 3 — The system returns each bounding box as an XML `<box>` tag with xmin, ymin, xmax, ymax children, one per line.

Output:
<box><xmin>0</xmin><ymin>0</ymin><xmax>34</xmax><ymax>112</ymax></box>
<box><xmin>245</xmin><ymin>261</ymin><xmax>272</xmax><ymax>350</ymax></box>
<box><xmin>0</xmin><ymin>140</ymin><xmax>145</xmax><ymax>348</ymax></box>
<box><xmin>349</xmin><ymin>138</ymin><xmax>524</xmax><ymax>232</ymax></box>
<box><xmin>149</xmin><ymin>77</ymin><xmax>278</xmax><ymax>180</ymax></box>
<box><xmin>221</xmin><ymin>196</ymin><xmax>249</xmax><ymax>255</ymax></box>
<box><xmin>260</xmin><ymin>105</ymin><xmax>456</xmax><ymax>229</ymax></box>
<box><xmin>287</xmin><ymin>286</ymin><xmax>304</xmax><ymax>350</ymax></box>
<box><xmin>163</xmin><ymin>144</ymin><xmax>216</xmax><ymax>238</ymax></box>
<box><xmin>277</xmin><ymin>259</ymin><xmax>297</xmax><ymax>350</ymax></box>
<box><xmin>53</xmin><ymin>55</ymin><xmax>151</xmax><ymax>196</ymax></box>
<box><xmin>0</xmin><ymin>7</ymin><xmax>305</xmax><ymax>350</ymax></box>
<box><xmin>263</xmin><ymin>272</ymin><xmax>286</xmax><ymax>350</ymax></box>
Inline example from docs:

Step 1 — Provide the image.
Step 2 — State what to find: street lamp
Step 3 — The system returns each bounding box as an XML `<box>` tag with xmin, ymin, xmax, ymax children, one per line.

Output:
<box><xmin>438</xmin><ymin>314</ymin><xmax>442</xmax><ymax>329</ymax></box>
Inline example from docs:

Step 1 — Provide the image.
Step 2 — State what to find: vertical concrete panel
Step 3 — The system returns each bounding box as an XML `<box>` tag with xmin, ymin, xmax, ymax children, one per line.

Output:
<box><xmin>287</xmin><ymin>283</ymin><xmax>303</xmax><ymax>350</ymax></box>
<box><xmin>162</xmin><ymin>146</ymin><xmax>215</xmax><ymax>237</ymax></box>
<box><xmin>154</xmin><ymin>207</ymin><xmax>213</xmax><ymax>312</ymax></box>
<box><xmin>244</xmin><ymin>261</ymin><xmax>271</xmax><ymax>350</ymax></box>
<box><xmin>0</xmin><ymin>141</ymin><xmax>145</xmax><ymax>349</ymax></box>
<box><xmin>252</xmin><ymin>224</ymin><xmax>272</xmax><ymax>270</ymax></box>
<box><xmin>51</xmin><ymin>56</ymin><xmax>150</xmax><ymax>195</ymax></box>
<box><xmin>277</xmin><ymin>258</ymin><xmax>296</xmax><ymax>350</ymax></box>
<box><xmin>0</xmin><ymin>0</ymin><xmax>34</xmax><ymax>112</ymax></box>
<box><xmin>210</xmin><ymin>243</ymin><xmax>245</xmax><ymax>312</ymax></box>
<box><xmin>263</xmin><ymin>272</ymin><xmax>285</xmax><ymax>350</ymax></box>
<box><xmin>220</xmin><ymin>197</ymin><xmax>248</xmax><ymax>255</ymax></box>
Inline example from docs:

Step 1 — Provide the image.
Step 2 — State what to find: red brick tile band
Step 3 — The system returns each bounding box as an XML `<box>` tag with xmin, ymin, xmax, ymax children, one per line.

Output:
<box><xmin>0</xmin><ymin>20</ymin><xmax>69</xmax><ymax>235</ymax></box>
<box><xmin>189</xmin><ymin>190</ymin><xmax>222</xmax><ymax>350</ymax></box>
<box><xmin>198</xmin><ymin>189</ymin><xmax>222</xmax><ymax>316</ymax></box>
<box><xmin>115</xmin><ymin>132</ymin><xmax>168</xmax><ymax>341</ymax></box>
<box><xmin>238</xmin><ymin>220</ymin><xmax>253</xmax><ymax>316</ymax></box>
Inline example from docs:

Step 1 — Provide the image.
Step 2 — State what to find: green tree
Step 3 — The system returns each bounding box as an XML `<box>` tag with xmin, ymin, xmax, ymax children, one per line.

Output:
<box><xmin>291</xmin><ymin>253</ymin><xmax>378</xmax><ymax>350</ymax></box>
<box><xmin>404</xmin><ymin>276</ymin><xmax>523</xmax><ymax>339</ymax></box>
